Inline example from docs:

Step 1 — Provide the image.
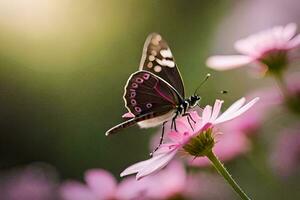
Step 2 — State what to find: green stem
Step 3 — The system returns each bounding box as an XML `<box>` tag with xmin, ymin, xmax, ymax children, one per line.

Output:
<box><xmin>274</xmin><ymin>73</ymin><xmax>290</xmax><ymax>99</ymax></box>
<box><xmin>206</xmin><ymin>151</ymin><xmax>251</xmax><ymax>200</ymax></box>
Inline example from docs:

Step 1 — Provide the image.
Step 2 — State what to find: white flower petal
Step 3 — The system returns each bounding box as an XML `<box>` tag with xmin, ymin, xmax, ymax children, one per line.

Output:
<box><xmin>206</xmin><ymin>55</ymin><xmax>253</xmax><ymax>71</ymax></box>
<box><xmin>120</xmin><ymin>148</ymin><xmax>178</xmax><ymax>180</ymax></box>
<box><xmin>283</xmin><ymin>23</ymin><xmax>297</xmax><ymax>41</ymax></box>
<box><xmin>234</xmin><ymin>38</ymin><xmax>255</xmax><ymax>55</ymax></box>
<box><xmin>137</xmin><ymin>150</ymin><xmax>178</xmax><ymax>180</ymax></box>
<box><xmin>120</xmin><ymin>159</ymin><xmax>154</xmax><ymax>177</ymax></box>
<box><xmin>210</xmin><ymin>99</ymin><xmax>224</xmax><ymax>122</ymax></box>
<box><xmin>202</xmin><ymin>105</ymin><xmax>212</xmax><ymax>125</ymax></box>
<box><xmin>216</xmin><ymin>97</ymin><xmax>246</xmax><ymax>122</ymax></box>
<box><xmin>215</xmin><ymin>97</ymin><xmax>259</xmax><ymax>124</ymax></box>
<box><xmin>288</xmin><ymin>34</ymin><xmax>300</xmax><ymax>49</ymax></box>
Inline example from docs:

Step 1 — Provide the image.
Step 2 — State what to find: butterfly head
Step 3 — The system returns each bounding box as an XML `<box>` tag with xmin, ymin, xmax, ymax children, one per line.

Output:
<box><xmin>189</xmin><ymin>95</ymin><xmax>201</xmax><ymax>108</ymax></box>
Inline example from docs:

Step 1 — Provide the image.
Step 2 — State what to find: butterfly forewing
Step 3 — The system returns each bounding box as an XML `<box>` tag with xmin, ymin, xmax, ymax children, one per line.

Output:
<box><xmin>124</xmin><ymin>71</ymin><xmax>181</xmax><ymax>116</ymax></box>
<box><xmin>139</xmin><ymin>33</ymin><xmax>185</xmax><ymax>98</ymax></box>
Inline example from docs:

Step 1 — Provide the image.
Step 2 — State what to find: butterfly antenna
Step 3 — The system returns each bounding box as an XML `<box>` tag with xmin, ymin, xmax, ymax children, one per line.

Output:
<box><xmin>194</xmin><ymin>73</ymin><xmax>211</xmax><ymax>95</ymax></box>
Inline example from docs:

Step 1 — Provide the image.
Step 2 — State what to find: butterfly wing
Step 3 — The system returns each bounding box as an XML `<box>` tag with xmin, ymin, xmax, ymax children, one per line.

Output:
<box><xmin>105</xmin><ymin>110</ymin><xmax>171</xmax><ymax>135</ymax></box>
<box><xmin>124</xmin><ymin>70</ymin><xmax>182</xmax><ymax>116</ymax></box>
<box><xmin>106</xmin><ymin>71</ymin><xmax>182</xmax><ymax>135</ymax></box>
<box><xmin>139</xmin><ymin>33</ymin><xmax>185</xmax><ymax>98</ymax></box>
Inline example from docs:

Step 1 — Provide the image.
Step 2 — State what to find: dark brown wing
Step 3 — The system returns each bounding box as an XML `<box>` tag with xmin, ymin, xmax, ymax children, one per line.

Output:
<box><xmin>123</xmin><ymin>70</ymin><xmax>182</xmax><ymax>116</ymax></box>
<box><xmin>139</xmin><ymin>33</ymin><xmax>185</xmax><ymax>98</ymax></box>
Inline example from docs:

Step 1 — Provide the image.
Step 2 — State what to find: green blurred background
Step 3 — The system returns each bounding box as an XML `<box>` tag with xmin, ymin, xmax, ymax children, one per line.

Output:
<box><xmin>0</xmin><ymin>0</ymin><xmax>299</xmax><ymax>199</ymax></box>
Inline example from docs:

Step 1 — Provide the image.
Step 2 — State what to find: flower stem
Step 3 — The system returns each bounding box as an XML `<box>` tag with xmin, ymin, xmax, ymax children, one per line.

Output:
<box><xmin>274</xmin><ymin>73</ymin><xmax>290</xmax><ymax>99</ymax></box>
<box><xmin>206</xmin><ymin>151</ymin><xmax>251</xmax><ymax>200</ymax></box>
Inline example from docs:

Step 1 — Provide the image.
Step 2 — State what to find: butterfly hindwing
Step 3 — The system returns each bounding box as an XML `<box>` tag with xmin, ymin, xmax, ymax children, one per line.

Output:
<box><xmin>123</xmin><ymin>71</ymin><xmax>182</xmax><ymax>117</ymax></box>
<box><xmin>139</xmin><ymin>33</ymin><xmax>185</xmax><ymax>98</ymax></box>
<box><xmin>105</xmin><ymin>110</ymin><xmax>172</xmax><ymax>135</ymax></box>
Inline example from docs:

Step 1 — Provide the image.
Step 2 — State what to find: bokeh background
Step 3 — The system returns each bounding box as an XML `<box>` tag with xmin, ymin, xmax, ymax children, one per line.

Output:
<box><xmin>0</xmin><ymin>0</ymin><xmax>299</xmax><ymax>199</ymax></box>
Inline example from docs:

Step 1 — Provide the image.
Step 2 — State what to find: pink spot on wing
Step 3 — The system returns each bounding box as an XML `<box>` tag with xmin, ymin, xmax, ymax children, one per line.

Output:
<box><xmin>143</xmin><ymin>73</ymin><xmax>150</xmax><ymax>80</ymax></box>
<box><xmin>132</xmin><ymin>83</ymin><xmax>138</xmax><ymax>88</ymax></box>
<box><xmin>131</xmin><ymin>99</ymin><xmax>137</xmax><ymax>106</ymax></box>
<box><xmin>146</xmin><ymin>103</ymin><xmax>152</xmax><ymax>108</ymax></box>
<box><xmin>135</xmin><ymin>107</ymin><xmax>142</xmax><ymax>112</ymax></box>
<box><xmin>136</xmin><ymin>77</ymin><xmax>144</xmax><ymax>83</ymax></box>
<box><xmin>130</xmin><ymin>91</ymin><xmax>136</xmax><ymax>98</ymax></box>
<box><xmin>122</xmin><ymin>112</ymin><xmax>135</xmax><ymax>118</ymax></box>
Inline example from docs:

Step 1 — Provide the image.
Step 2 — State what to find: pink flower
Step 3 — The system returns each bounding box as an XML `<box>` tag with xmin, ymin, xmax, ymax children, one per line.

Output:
<box><xmin>141</xmin><ymin>161</ymin><xmax>232</xmax><ymax>200</ymax></box>
<box><xmin>0</xmin><ymin>164</ymin><xmax>59</xmax><ymax>200</ymax></box>
<box><xmin>140</xmin><ymin>161</ymin><xmax>196</xmax><ymax>200</ymax></box>
<box><xmin>60</xmin><ymin>169</ymin><xmax>148</xmax><ymax>200</ymax></box>
<box><xmin>270</xmin><ymin>125</ymin><xmax>300</xmax><ymax>177</ymax></box>
<box><xmin>206</xmin><ymin>23</ymin><xmax>300</xmax><ymax>74</ymax></box>
<box><xmin>121</xmin><ymin>97</ymin><xmax>259</xmax><ymax>179</ymax></box>
<box><xmin>223</xmin><ymin>87</ymin><xmax>282</xmax><ymax>137</ymax></box>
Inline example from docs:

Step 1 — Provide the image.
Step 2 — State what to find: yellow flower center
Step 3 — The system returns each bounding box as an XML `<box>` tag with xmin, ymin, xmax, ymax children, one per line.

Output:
<box><xmin>183</xmin><ymin>128</ymin><xmax>215</xmax><ymax>157</ymax></box>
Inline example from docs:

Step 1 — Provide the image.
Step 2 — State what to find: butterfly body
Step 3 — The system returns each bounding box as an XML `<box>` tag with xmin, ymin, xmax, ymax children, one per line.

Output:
<box><xmin>105</xmin><ymin>33</ymin><xmax>201</xmax><ymax>136</ymax></box>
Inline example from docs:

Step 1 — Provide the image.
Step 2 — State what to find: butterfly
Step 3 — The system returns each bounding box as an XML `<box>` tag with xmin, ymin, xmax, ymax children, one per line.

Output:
<box><xmin>105</xmin><ymin>33</ymin><xmax>201</xmax><ymax>137</ymax></box>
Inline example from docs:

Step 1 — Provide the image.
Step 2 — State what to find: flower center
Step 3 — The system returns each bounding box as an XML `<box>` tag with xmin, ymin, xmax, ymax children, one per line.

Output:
<box><xmin>259</xmin><ymin>49</ymin><xmax>288</xmax><ymax>75</ymax></box>
<box><xmin>183</xmin><ymin>128</ymin><xmax>215</xmax><ymax>157</ymax></box>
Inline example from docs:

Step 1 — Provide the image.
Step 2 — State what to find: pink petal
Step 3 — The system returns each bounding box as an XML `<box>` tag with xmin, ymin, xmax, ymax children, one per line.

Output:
<box><xmin>60</xmin><ymin>181</ymin><xmax>97</xmax><ymax>200</ymax></box>
<box><xmin>235</xmin><ymin>38</ymin><xmax>257</xmax><ymax>56</ymax></box>
<box><xmin>215</xmin><ymin>97</ymin><xmax>259</xmax><ymax>124</ymax></box>
<box><xmin>153</xmin><ymin>143</ymin><xmax>178</xmax><ymax>156</ymax></box>
<box><xmin>189</xmin><ymin>111</ymin><xmax>201</xmax><ymax>122</ymax></box>
<box><xmin>144</xmin><ymin>161</ymin><xmax>186</xmax><ymax>199</ymax></box>
<box><xmin>199</xmin><ymin>123</ymin><xmax>213</xmax><ymax>132</ymax></box>
<box><xmin>201</xmin><ymin>105</ymin><xmax>212</xmax><ymax>125</ymax></box>
<box><xmin>122</xmin><ymin>112</ymin><xmax>135</xmax><ymax>118</ymax></box>
<box><xmin>172</xmin><ymin>118</ymin><xmax>191</xmax><ymax>133</ymax></box>
<box><xmin>168</xmin><ymin>131</ymin><xmax>186</xmax><ymax>143</ymax></box>
<box><xmin>206</xmin><ymin>55</ymin><xmax>253</xmax><ymax>70</ymax></box>
<box><xmin>116</xmin><ymin>177</ymin><xmax>148</xmax><ymax>200</ymax></box>
<box><xmin>288</xmin><ymin>34</ymin><xmax>300</xmax><ymax>49</ymax></box>
<box><xmin>282</xmin><ymin>23</ymin><xmax>297</xmax><ymax>41</ymax></box>
<box><xmin>84</xmin><ymin>169</ymin><xmax>117</xmax><ymax>199</ymax></box>
<box><xmin>210</xmin><ymin>99</ymin><xmax>224</xmax><ymax>122</ymax></box>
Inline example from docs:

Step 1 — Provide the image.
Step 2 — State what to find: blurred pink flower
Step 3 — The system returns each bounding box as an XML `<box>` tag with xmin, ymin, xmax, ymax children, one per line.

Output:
<box><xmin>0</xmin><ymin>164</ymin><xmax>60</xmax><ymax>200</ymax></box>
<box><xmin>223</xmin><ymin>87</ymin><xmax>282</xmax><ymax>137</ymax></box>
<box><xmin>141</xmin><ymin>161</ymin><xmax>193</xmax><ymax>200</ymax></box>
<box><xmin>60</xmin><ymin>169</ymin><xmax>147</xmax><ymax>200</ymax></box>
<box><xmin>270</xmin><ymin>126</ymin><xmax>300</xmax><ymax>177</ymax></box>
<box><xmin>121</xmin><ymin>97</ymin><xmax>259</xmax><ymax>179</ymax></box>
<box><xmin>141</xmin><ymin>161</ymin><xmax>232</xmax><ymax>200</ymax></box>
<box><xmin>206</xmin><ymin>23</ymin><xmax>300</xmax><ymax>74</ymax></box>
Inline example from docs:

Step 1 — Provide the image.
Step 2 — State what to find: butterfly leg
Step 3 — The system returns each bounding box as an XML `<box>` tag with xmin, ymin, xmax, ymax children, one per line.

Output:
<box><xmin>184</xmin><ymin>112</ymin><xmax>196</xmax><ymax>124</ymax></box>
<box><xmin>171</xmin><ymin>111</ymin><xmax>179</xmax><ymax>132</ymax></box>
<box><xmin>186</xmin><ymin>116</ymin><xmax>194</xmax><ymax>131</ymax></box>
<box><xmin>182</xmin><ymin>113</ymin><xmax>196</xmax><ymax>130</ymax></box>
<box><xmin>150</xmin><ymin>121</ymin><xmax>167</xmax><ymax>157</ymax></box>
